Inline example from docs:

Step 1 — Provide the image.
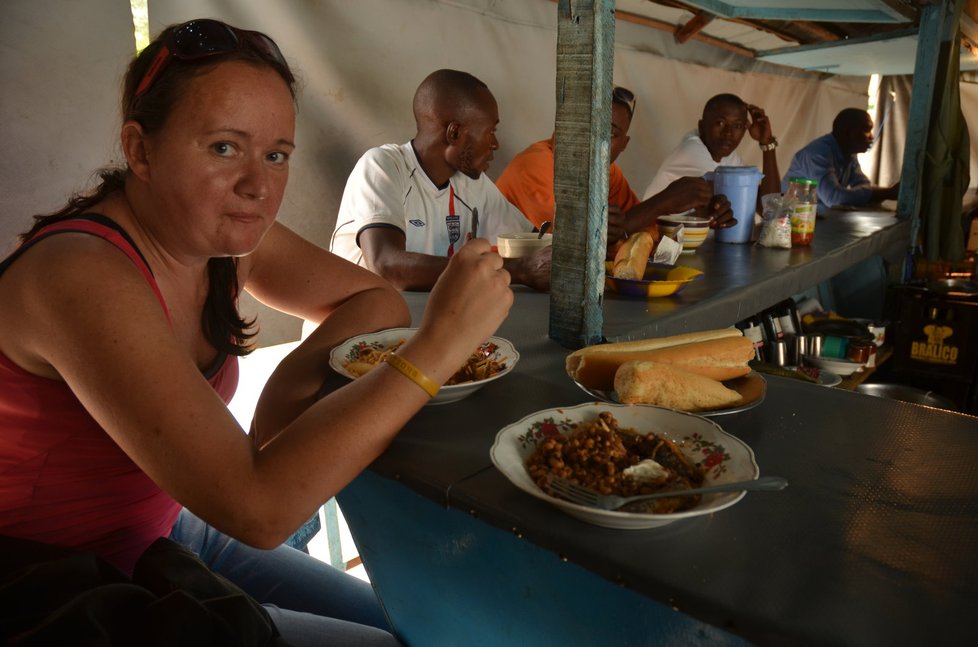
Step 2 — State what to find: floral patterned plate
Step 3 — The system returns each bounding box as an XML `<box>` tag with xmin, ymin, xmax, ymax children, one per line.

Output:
<box><xmin>329</xmin><ymin>327</ymin><xmax>518</xmax><ymax>406</ymax></box>
<box><xmin>490</xmin><ymin>403</ymin><xmax>759</xmax><ymax>529</ymax></box>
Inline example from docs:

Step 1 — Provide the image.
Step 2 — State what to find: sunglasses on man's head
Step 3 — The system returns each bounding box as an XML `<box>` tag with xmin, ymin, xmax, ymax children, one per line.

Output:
<box><xmin>132</xmin><ymin>19</ymin><xmax>291</xmax><ymax>108</ymax></box>
<box><xmin>612</xmin><ymin>86</ymin><xmax>636</xmax><ymax>118</ymax></box>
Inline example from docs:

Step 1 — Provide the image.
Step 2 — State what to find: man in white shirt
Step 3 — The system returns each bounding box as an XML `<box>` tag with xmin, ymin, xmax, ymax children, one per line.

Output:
<box><xmin>331</xmin><ymin>69</ymin><xmax>550</xmax><ymax>291</ymax></box>
<box><xmin>643</xmin><ymin>93</ymin><xmax>781</xmax><ymax>207</ymax></box>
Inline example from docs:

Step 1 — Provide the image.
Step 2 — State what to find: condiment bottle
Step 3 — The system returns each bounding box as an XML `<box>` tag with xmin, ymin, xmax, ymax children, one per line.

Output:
<box><xmin>783</xmin><ymin>178</ymin><xmax>818</xmax><ymax>246</ymax></box>
<box><xmin>760</xmin><ymin>308</ymin><xmax>784</xmax><ymax>343</ymax></box>
<box><xmin>848</xmin><ymin>339</ymin><xmax>876</xmax><ymax>366</ymax></box>
<box><xmin>775</xmin><ymin>298</ymin><xmax>801</xmax><ymax>336</ymax></box>
<box><xmin>737</xmin><ymin>316</ymin><xmax>765</xmax><ymax>361</ymax></box>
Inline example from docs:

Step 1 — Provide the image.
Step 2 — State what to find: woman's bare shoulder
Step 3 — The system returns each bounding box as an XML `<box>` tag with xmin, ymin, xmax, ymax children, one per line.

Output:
<box><xmin>0</xmin><ymin>231</ymin><xmax>173</xmax><ymax>376</ymax></box>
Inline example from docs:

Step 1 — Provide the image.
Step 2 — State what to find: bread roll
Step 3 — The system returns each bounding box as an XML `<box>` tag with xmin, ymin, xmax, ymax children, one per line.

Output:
<box><xmin>566</xmin><ymin>329</ymin><xmax>749</xmax><ymax>391</ymax></box>
<box><xmin>572</xmin><ymin>328</ymin><xmax>743</xmax><ymax>356</ymax></box>
<box><xmin>612</xmin><ymin>231</ymin><xmax>654</xmax><ymax>280</ymax></box>
<box><xmin>615</xmin><ymin>361</ymin><xmax>742</xmax><ymax>411</ymax></box>
<box><xmin>617</xmin><ymin>336</ymin><xmax>755</xmax><ymax>381</ymax></box>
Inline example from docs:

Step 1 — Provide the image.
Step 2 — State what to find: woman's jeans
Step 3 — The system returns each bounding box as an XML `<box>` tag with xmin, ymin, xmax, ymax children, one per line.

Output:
<box><xmin>170</xmin><ymin>508</ymin><xmax>401</xmax><ymax>646</ymax></box>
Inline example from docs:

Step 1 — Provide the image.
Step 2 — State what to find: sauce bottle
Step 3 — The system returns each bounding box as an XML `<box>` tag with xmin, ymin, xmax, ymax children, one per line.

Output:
<box><xmin>783</xmin><ymin>178</ymin><xmax>818</xmax><ymax>246</ymax></box>
<box><xmin>737</xmin><ymin>316</ymin><xmax>765</xmax><ymax>361</ymax></box>
<box><xmin>775</xmin><ymin>298</ymin><xmax>801</xmax><ymax>336</ymax></box>
<box><xmin>760</xmin><ymin>308</ymin><xmax>784</xmax><ymax>343</ymax></box>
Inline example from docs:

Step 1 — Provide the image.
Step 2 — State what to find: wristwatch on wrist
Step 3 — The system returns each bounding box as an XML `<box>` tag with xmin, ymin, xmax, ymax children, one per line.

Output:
<box><xmin>759</xmin><ymin>137</ymin><xmax>778</xmax><ymax>152</ymax></box>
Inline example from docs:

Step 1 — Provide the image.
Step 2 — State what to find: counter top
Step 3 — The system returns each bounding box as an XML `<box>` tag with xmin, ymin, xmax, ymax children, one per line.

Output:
<box><xmin>601</xmin><ymin>208</ymin><xmax>909</xmax><ymax>340</ymax></box>
<box><xmin>332</xmin><ymin>210</ymin><xmax>972</xmax><ymax>646</ymax></box>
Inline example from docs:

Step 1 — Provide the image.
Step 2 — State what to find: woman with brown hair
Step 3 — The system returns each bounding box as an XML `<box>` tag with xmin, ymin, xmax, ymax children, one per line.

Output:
<box><xmin>0</xmin><ymin>19</ymin><xmax>512</xmax><ymax>644</ymax></box>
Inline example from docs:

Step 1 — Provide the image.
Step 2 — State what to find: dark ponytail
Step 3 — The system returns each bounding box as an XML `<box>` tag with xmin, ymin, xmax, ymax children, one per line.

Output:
<box><xmin>21</xmin><ymin>170</ymin><xmax>257</xmax><ymax>357</ymax></box>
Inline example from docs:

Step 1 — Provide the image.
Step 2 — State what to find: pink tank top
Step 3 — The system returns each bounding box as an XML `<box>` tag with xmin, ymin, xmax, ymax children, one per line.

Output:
<box><xmin>0</xmin><ymin>216</ymin><xmax>239</xmax><ymax>574</ymax></box>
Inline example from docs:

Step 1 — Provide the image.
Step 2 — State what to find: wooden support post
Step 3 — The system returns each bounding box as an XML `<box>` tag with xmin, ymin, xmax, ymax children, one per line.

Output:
<box><xmin>896</xmin><ymin>0</ymin><xmax>963</xmax><ymax>250</ymax></box>
<box><xmin>549</xmin><ymin>0</ymin><xmax>616</xmax><ymax>349</ymax></box>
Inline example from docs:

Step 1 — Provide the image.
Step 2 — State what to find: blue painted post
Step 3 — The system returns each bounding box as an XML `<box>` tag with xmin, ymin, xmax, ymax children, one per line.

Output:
<box><xmin>896</xmin><ymin>0</ymin><xmax>963</xmax><ymax>239</ymax></box>
<box><xmin>549</xmin><ymin>0</ymin><xmax>616</xmax><ymax>349</ymax></box>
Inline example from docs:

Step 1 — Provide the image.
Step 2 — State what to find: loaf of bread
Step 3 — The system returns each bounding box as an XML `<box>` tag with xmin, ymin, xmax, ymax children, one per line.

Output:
<box><xmin>566</xmin><ymin>328</ymin><xmax>749</xmax><ymax>392</ymax></box>
<box><xmin>612</xmin><ymin>231</ymin><xmax>654</xmax><ymax>280</ymax></box>
<box><xmin>614</xmin><ymin>361</ymin><xmax>743</xmax><ymax>411</ymax></box>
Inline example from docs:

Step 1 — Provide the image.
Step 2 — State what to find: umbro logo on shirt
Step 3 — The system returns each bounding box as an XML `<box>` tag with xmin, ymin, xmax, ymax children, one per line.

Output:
<box><xmin>408</xmin><ymin>219</ymin><xmax>425</xmax><ymax>228</ymax></box>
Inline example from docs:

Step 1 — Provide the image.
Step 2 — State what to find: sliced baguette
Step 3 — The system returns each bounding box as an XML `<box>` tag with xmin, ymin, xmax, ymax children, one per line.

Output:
<box><xmin>612</xmin><ymin>231</ymin><xmax>654</xmax><ymax>279</ymax></box>
<box><xmin>566</xmin><ymin>328</ymin><xmax>741</xmax><ymax>383</ymax></box>
<box><xmin>614</xmin><ymin>360</ymin><xmax>742</xmax><ymax>411</ymax></box>
<box><xmin>567</xmin><ymin>331</ymin><xmax>752</xmax><ymax>391</ymax></box>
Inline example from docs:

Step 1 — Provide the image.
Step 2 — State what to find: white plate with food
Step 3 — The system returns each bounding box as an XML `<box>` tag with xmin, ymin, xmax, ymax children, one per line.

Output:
<box><xmin>816</xmin><ymin>371</ymin><xmax>842</xmax><ymax>387</ymax></box>
<box><xmin>329</xmin><ymin>327</ymin><xmax>518</xmax><ymax>405</ymax></box>
<box><xmin>572</xmin><ymin>371</ymin><xmax>766</xmax><ymax>416</ymax></box>
<box><xmin>490</xmin><ymin>402</ymin><xmax>759</xmax><ymax>529</ymax></box>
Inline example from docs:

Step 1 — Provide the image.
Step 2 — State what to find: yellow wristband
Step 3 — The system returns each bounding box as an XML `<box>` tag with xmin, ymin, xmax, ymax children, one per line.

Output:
<box><xmin>384</xmin><ymin>353</ymin><xmax>440</xmax><ymax>398</ymax></box>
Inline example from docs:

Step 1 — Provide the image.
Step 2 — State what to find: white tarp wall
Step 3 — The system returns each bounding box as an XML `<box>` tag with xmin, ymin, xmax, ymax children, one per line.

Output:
<box><xmin>1</xmin><ymin>0</ymin><xmax>135</xmax><ymax>247</ymax></box>
<box><xmin>6</xmin><ymin>0</ymin><xmax>958</xmax><ymax>345</ymax></box>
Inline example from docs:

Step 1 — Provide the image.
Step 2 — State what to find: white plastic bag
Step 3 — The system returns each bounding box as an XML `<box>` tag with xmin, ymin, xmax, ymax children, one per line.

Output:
<box><xmin>653</xmin><ymin>232</ymin><xmax>683</xmax><ymax>265</ymax></box>
<box><xmin>757</xmin><ymin>193</ymin><xmax>791</xmax><ymax>249</ymax></box>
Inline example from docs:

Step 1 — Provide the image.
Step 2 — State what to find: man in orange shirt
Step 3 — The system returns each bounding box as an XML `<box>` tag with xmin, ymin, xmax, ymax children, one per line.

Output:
<box><xmin>496</xmin><ymin>86</ymin><xmax>733</xmax><ymax>252</ymax></box>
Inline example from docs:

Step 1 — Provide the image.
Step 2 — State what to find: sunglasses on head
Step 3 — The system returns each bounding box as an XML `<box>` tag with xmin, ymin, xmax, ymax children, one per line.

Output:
<box><xmin>132</xmin><ymin>19</ymin><xmax>292</xmax><ymax>108</ymax></box>
<box><xmin>612</xmin><ymin>86</ymin><xmax>636</xmax><ymax>118</ymax></box>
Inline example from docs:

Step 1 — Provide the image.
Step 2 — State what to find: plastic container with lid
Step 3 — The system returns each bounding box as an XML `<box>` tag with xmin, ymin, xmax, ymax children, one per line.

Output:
<box><xmin>783</xmin><ymin>177</ymin><xmax>818</xmax><ymax>246</ymax></box>
<box><xmin>706</xmin><ymin>165</ymin><xmax>764</xmax><ymax>244</ymax></box>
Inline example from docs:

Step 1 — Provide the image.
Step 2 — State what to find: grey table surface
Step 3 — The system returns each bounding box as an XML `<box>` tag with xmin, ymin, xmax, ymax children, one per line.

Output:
<box><xmin>350</xmin><ymin>212</ymin><xmax>977</xmax><ymax>645</ymax></box>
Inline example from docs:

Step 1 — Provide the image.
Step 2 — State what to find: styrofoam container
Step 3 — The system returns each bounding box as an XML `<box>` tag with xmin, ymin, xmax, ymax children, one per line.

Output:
<box><xmin>497</xmin><ymin>233</ymin><xmax>553</xmax><ymax>258</ymax></box>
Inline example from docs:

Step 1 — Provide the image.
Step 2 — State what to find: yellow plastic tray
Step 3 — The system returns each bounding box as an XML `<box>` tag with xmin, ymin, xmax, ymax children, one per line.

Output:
<box><xmin>604</xmin><ymin>263</ymin><xmax>704</xmax><ymax>297</ymax></box>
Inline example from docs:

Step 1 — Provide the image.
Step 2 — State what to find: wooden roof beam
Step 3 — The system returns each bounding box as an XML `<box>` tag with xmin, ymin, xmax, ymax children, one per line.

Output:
<box><xmin>961</xmin><ymin>4</ymin><xmax>978</xmax><ymax>53</ymax></box>
<box><xmin>674</xmin><ymin>10</ymin><xmax>715</xmax><ymax>44</ymax></box>
<box><xmin>615</xmin><ymin>8</ymin><xmax>755</xmax><ymax>58</ymax></box>
<box><xmin>966</xmin><ymin>0</ymin><xmax>978</xmax><ymax>28</ymax></box>
<box><xmin>787</xmin><ymin>21</ymin><xmax>844</xmax><ymax>42</ymax></box>
<box><xmin>650</xmin><ymin>0</ymin><xmax>820</xmax><ymax>44</ymax></box>
<box><xmin>876</xmin><ymin>0</ymin><xmax>921</xmax><ymax>22</ymax></box>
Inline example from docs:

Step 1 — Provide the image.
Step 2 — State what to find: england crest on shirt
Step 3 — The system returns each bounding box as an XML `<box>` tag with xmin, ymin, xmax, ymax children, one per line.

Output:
<box><xmin>446</xmin><ymin>214</ymin><xmax>461</xmax><ymax>246</ymax></box>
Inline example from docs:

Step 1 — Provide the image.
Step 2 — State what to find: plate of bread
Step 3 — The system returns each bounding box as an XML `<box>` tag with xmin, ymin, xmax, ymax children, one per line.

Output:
<box><xmin>565</xmin><ymin>328</ymin><xmax>765</xmax><ymax>415</ymax></box>
<box><xmin>605</xmin><ymin>231</ymin><xmax>703</xmax><ymax>297</ymax></box>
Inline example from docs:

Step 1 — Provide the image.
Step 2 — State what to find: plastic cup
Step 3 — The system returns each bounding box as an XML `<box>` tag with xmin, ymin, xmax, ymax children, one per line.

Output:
<box><xmin>706</xmin><ymin>166</ymin><xmax>764</xmax><ymax>244</ymax></box>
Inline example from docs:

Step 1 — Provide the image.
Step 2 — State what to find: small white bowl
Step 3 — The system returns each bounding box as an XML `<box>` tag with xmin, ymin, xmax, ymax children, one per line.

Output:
<box><xmin>658</xmin><ymin>211</ymin><xmax>711</xmax><ymax>252</ymax></box>
<box><xmin>497</xmin><ymin>232</ymin><xmax>553</xmax><ymax>258</ymax></box>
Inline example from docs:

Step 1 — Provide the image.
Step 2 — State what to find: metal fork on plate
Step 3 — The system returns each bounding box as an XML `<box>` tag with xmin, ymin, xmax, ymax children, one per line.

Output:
<box><xmin>547</xmin><ymin>475</ymin><xmax>788</xmax><ymax>511</ymax></box>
